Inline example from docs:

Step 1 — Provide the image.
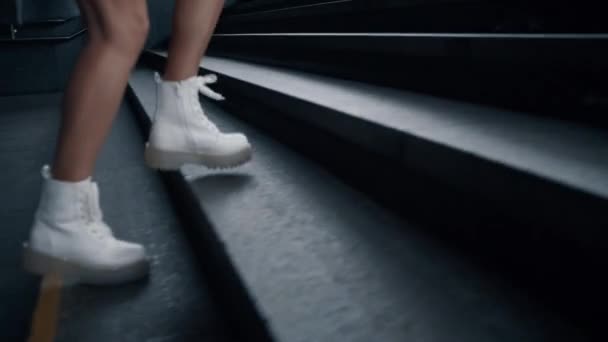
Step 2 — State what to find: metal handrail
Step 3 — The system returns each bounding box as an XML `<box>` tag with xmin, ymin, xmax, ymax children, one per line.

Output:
<box><xmin>0</xmin><ymin>27</ymin><xmax>86</xmax><ymax>42</ymax></box>
<box><xmin>0</xmin><ymin>17</ymin><xmax>86</xmax><ymax>42</ymax></box>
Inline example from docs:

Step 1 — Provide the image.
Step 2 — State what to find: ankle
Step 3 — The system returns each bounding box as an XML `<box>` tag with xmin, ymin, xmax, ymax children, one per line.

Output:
<box><xmin>49</xmin><ymin>164</ymin><xmax>92</xmax><ymax>183</ymax></box>
<box><xmin>162</xmin><ymin>72</ymin><xmax>197</xmax><ymax>83</ymax></box>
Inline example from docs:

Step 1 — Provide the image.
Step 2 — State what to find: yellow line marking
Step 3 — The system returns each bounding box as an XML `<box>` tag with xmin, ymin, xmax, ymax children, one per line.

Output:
<box><xmin>28</xmin><ymin>274</ymin><xmax>63</xmax><ymax>342</ymax></box>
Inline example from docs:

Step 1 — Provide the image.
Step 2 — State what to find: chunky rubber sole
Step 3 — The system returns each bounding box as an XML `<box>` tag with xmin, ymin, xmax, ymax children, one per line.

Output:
<box><xmin>23</xmin><ymin>243</ymin><xmax>149</xmax><ymax>285</ymax></box>
<box><xmin>144</xmin><ymin>143</ymin><xmax>252</xmax><ymax>171</ymax></box>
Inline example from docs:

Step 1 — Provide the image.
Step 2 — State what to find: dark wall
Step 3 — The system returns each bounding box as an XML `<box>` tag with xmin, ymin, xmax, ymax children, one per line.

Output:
<box><xmin>0</xmin><ymin>1</ymin><xmax>18</xmax><ymax>25</ymax></box>
<box><xmin>1</xmin><ymin>0</ymin><xmax>79</xmax><ymax>25</ymax></box>
<box><xmin>0</xmin><ymin>37</ymin><xmax>84</xmax><ymax>95</ymax></box>
<box><xmin>20</xmin><ymin>0</ymin><xmax>80</xmax><ymax>24</ymax></box>
<box><xmin>0</xmin><ymin>0</ymin><xmax>175</xmax><ymax>96</ymax></box>
<box><xmin>146</xmin><ymin>0</ymin><xmax>175</xmax><ymax>50</ymax></box>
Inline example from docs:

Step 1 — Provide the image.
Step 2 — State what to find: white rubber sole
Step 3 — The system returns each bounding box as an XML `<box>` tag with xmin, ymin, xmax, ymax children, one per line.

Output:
<box><xmin>23</xmin><ymin>243</ymin><xmax>150</xmax><ymax>285</ymax></box>
<box><xmin>144</xmin><ymin>143</ymin><xmax>252</xmax><ymax>171</ymax></box>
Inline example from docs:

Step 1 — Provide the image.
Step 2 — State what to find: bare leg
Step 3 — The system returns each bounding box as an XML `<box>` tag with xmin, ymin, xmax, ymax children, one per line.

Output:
<box><xmin>164</xmin><ymin>0</ymin><xmax>225</xmax><ymax>81</ymax></box>
<box><xmin>52</xmin><ymin>0</ymin><xmax>150</xmax><ymax>181</ymax></box>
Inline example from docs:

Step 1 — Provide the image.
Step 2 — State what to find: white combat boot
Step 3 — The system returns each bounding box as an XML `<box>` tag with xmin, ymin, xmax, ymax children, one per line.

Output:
<box><xmin>145</xmin><ymin>73</ymin><xmax>252</xmax><ymax>171</ymax></box>
<box><xmin>23</xmin><ymin>166</ymin><xmax>149</xmax><ymax>285</ymax></box>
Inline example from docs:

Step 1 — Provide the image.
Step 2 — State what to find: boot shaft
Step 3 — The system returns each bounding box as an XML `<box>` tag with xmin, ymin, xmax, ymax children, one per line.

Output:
<box><xmin>35</xmin><ymin>165</ymin><xmax>100</xmax><ymax>224</ymax></box>
<box><xmin>154</xmin><ymin>74</ymin><xmax>201</xmax><ymax>120</ymax></box>
<box><xmin>150</xmin><ymin>75</ymin><xmax>222</xmax><ymax>152</ymax></box>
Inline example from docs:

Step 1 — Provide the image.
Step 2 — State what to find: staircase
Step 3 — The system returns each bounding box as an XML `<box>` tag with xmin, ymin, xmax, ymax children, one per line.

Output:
<box><xmin>127</xmin><ymin>36</ymin><xmax>608</xmax><ymax>342</ymax></box>
<box><xmin>126</xmin><ymin>2</ymin><xmax>608</xmax><ymax>340</ymax></box>
<box><xmin>2</xmin><ymin>0</ymin><xmax>606</xmax><ymax>340</ymax></box>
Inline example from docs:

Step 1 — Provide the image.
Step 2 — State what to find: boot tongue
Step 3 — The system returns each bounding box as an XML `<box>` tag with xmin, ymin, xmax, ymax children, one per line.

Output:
<box><xmin>41</xmin><ymin>165</ymin><xmax>52</xmax><ymax>179</ymax></box>
<box><xmin>176</xmin><ymin>75</ymin><xmax>199</xmax><ymax>87</ymax></box>
<box><xmin>87</xmin><ymin>181</ymin><xmax>114</xmax><ymax>238</ymax></box>
<box><xmin>159</xmin><ymin>75</ymin><xmax>198</xmax><ymax>90</ymax></box>
<box><xmin>88</xmin><ymin>182</ymin><xmax>104</xmax><ymax>222</ymax></box>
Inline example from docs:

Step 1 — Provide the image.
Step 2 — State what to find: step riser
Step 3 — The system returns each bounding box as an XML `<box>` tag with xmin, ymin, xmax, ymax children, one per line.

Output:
<box><xmin>207</xmin><ymin>34</ymin><xmax>608</xmax><ymax>128</ymax></box>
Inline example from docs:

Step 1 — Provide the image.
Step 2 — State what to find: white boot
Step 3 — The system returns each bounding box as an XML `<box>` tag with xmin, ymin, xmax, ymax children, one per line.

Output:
<box><xmin>145</xmin><ymin>73</ymin><xmax>252</xmax><ymax>171</ymax></box>
<box><xmin>23</xmin><ymin>166</ymin><xmax>149</xmax><ymax>285</ymax></box>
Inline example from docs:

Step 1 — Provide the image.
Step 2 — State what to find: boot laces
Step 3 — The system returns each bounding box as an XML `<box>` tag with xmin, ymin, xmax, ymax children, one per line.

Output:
<box><xmin>190</xmin><ymin>74</ymin><xmax>225</xmax><ymax>134</ymax></box>
<box><xmin>195</xmin><ymin>74</ymin><xmax>225</xmax><ymax>101</ymax></box>
<box><xmin>80</xmin><ymin>182</ymin><xmax>113</xmax><ymax>240</ymax></box>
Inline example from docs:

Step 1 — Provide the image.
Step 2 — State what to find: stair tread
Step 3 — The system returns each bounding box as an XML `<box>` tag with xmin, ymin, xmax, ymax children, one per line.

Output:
<box><xmin>129</xmin><ymin>66</ymin><xmax>587</xmax><ymax>342</ymax></box>
<box><xmin>164</xmin><ymin>52</ymin><xmax>607</xmax><ymax>201</ymax></box>
<box><xmin>0</xmin><ymin>93</ymin><xmax>228</xmax><ymax>342</ymax></box>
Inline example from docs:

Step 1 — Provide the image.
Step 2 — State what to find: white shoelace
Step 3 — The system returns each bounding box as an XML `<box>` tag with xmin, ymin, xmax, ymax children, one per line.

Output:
<box><xmin>192</xmin><ymin>75</ymin><xmax>224</xmax><ymax>134</ymax></box>
<box><xmin>195</xmin><ymin>74</ymin><xmax>225</xmax><ymax>101</ymax></box>
<box><xmin>84</xmin><ymin>183</ymin><xmax>113</xmax><ymax>239</ymax></box>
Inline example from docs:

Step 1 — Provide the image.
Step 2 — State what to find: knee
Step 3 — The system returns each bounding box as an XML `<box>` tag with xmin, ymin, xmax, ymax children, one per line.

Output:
<box><xmin>88</xmin><ymin>0</ymin><xmax>150</xmax><ymax>56</ymax></box>
<box><xmin>131</xmin><ymin>7</ymin><xmax>151</xmax><ymax>43</ymax></box>
<box><xmin>110</xmin><ymin>7</ymin><xmax>149</xmax><ymax>55</ymax></box>
<box><xmin>126</xmin><ymin>9</ymin><xmax>150</xmax><ymax>51</ymax></box>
